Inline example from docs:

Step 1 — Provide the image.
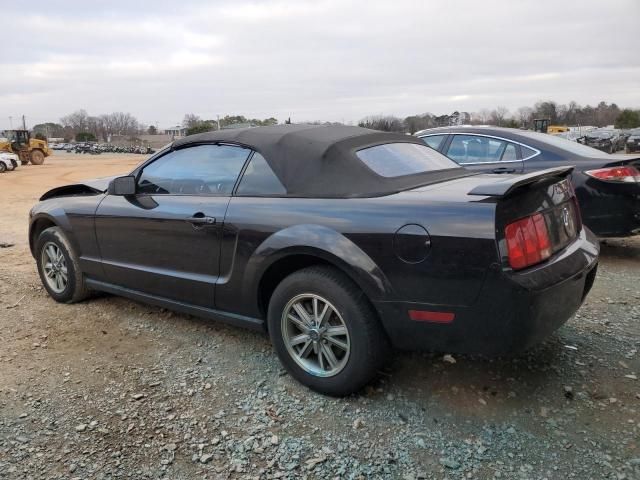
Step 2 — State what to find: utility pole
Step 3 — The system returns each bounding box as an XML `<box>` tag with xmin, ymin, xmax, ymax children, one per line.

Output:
<box><xmin>22</xmin><ymin>115</ymin><xmax>26</xmax><ymax>130</ymax></box>
<box><xmin>216</xmin><ymin>115</ymin><xmax>221</xmax><ymax>130</ymax></box>
<box><xmin>9</xmin><ymin>116</ymin><xmax>12</xmax><ymax>129</ymax></box>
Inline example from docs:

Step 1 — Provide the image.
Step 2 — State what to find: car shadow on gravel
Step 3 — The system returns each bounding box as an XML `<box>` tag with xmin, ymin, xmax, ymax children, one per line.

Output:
<box><xmin>599</xmin><ymin>237</ymin><xmax>640</xmax><ymax>261</ymax></box>
<box><xmin>384</xmin><ymin>331</ymin><xmax>592</xmax><ymax>413</ymax></box>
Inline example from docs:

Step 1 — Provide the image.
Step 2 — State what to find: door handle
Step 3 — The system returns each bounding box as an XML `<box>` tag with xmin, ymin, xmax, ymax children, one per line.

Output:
<box><xmin>492</xmin><ymin>167</ymin><xmax>516</xmax><ymax>174</ymax></box>
<box><xmin>186</xmin><ymin>213</ymin><xmax>216</xmax><ymax>227</ymax></box>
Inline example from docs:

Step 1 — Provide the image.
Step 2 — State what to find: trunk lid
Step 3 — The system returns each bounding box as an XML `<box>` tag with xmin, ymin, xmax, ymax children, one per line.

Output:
<box><xmin>482</xmin><ymin>168</ymin><xmax>581</xmax><ymax>269</ymax></box>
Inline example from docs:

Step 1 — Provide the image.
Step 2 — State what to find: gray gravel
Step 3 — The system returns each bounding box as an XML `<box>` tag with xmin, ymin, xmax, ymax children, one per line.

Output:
<box><xmin>0</xmin><ymin>237</ymin><xmax>639</xmax><ymax>479</ymax></box>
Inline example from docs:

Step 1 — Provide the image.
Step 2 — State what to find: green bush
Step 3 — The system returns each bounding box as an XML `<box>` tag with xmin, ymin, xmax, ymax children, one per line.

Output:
<box><xmin>76</xmin><ymin>132</ymin><xmax>97</xmax><ymax>142</ymax></box>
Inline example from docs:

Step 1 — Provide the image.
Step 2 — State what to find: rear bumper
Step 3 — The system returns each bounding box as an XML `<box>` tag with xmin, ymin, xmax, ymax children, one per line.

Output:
<box><xmin>586</xmin><ymin>144</ymin><xmax>611</xmax><ymax>152</ymax></box>
<box><xmin>374</xmin><ymin>228</ymin><xmax>599</xmax><ymax>355</ymax></box>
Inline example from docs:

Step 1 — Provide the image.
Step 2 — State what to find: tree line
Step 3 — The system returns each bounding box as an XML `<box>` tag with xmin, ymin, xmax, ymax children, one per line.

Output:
<box><xmin>32</xmin><ymin>110</ymin><xmax>144</xmax><ymax>142</ymax></box>
<box><xmin>30</xmin><ymin>100</ymin><xmax>640</xmax><ymax>142</ymax></box>
<box><xmin>32</xmin><ymin>110</ymin><xmax>280</xmax><ymax>141</ymax></box>
<box><xmin>182</xmin><ymin>114</ymin><xmax>278</xmax><ymax>135</ymax></box>
<box><xmin>359</xmin><ymin>100</ymin><xmax>640</xmax><ymax>134</ymax></box>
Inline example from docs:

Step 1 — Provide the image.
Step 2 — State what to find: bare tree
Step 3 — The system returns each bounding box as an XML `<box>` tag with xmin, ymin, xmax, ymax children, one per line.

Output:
<box><xmin>404</xmin><ymin>113</ymin><xmax>436</xmax><ymax>133</ymax></box>
<box><xmin>515</xmin><ymin>107</ymin><xmax>533</xmax><ymax>127</ymax></box>
<box><xmin>60</xmin><ymin>109</ymin><xmax>90</xmax><ymax>132</ymax></box>
<box><xmin>472</xmin><ymin>109</ymin><xmax>491</xmax><ymax>125</ymax></box>
<box><xmin>358</xmin><ymin>115</ymin><xmax>405</xmax><ymax>132</ymax></box>
<box><xmin>490</xmin><ymin>106</ymin><xmax>509</xmax><ymax>126</ymax></box>
<box><xmin>183</xmin><ymin>113</ymin><xmax>201</xmax><ymax>128</ymax></box>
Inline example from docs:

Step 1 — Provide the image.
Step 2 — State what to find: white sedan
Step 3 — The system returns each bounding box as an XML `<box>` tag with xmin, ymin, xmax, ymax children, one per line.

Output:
<box><xmin>0</xmin><ymin>152</ymin><xmax>19</xmax><ymax>172</ymax></box>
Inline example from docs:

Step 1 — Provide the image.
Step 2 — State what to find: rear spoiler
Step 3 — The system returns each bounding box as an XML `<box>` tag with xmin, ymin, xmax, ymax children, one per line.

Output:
<box><xmin>468</xmin><ymin>166</ymin><xmax>574</xmax><ymax>197</ymax></box>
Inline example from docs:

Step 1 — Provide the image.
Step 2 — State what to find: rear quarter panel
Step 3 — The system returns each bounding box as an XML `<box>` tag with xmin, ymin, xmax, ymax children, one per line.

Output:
<box><xmin>220</xmin><ymin>187</ymin><xmax>498</xmax><ymax>318</ymax></box>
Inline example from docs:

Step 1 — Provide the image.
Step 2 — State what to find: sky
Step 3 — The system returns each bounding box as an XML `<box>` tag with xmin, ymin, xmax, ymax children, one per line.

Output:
<box><xmin>2</xmin><ymin>0</ymin><xmax>639</xmax><ymax>129</ymax></box>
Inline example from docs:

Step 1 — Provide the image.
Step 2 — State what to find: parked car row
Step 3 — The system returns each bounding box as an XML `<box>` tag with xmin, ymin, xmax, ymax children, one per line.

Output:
<box><xmin>582</xmin><ymin>128</ymin><xmax>628</xmax><ymax>153</ymax></box>
<box><xmin>552</xmin><ymin>128</ymin><xmax>635</xmax><ymax>153</ymax></box>
<box><xmin>416</xmin><ymin>126</ymin><xmax>640</xmax><ymax>237</ymax></box>
<box><xmin>50</xmin><ymin>143</ymin><xmax>156</xmax><ymax>155</ymax></box>
<box><xmin>624</xmin><ymin>128</ymin><xmax>640</xmax><ymax>153</ymax></box>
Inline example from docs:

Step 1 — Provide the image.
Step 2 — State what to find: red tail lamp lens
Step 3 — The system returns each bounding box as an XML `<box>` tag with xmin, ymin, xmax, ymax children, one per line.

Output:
<box><xmin>505</xmin><ymin>213</ymin><xmax>552</xmax><ymax>270</ymax></box>
<box><xmin>585</xmin><ymin>166</ymin><xmax>640</xmax><ymax>183</ymax></box>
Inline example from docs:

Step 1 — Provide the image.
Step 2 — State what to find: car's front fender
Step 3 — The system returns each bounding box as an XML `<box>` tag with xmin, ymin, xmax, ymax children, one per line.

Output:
<box><xmin>29</xmin><ymin>209</ymin><xmax>75</xmax><ymax>256</ymax></box>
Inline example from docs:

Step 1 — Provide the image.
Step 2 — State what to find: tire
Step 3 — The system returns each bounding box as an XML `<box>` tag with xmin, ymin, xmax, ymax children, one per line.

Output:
<box><xmin>0</xmin><ymin>163</ymin><xmax>5</xmax><ymax>173</ymax></box>
<box><xmin>30</xmin><ymin>149</ymin><xmax>45</xmax><ymax>165</ymax></box>
<box><xmin>35</xmin><ymin>227</ymin><xmax>90</xmax><ymax>303</ymax></box>
<box><xmin>268</xmin><ymin>266</ymin><xmax>390</xmax><ymax>396</ymax></box>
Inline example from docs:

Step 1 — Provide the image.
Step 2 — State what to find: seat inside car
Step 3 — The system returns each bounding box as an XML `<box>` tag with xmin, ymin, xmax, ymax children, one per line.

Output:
<box><xmin>448</xmin><ymin>140</ymin><xmax>467</xmax><ymax>161</ymax></box>
<box><xmin>466</xmin><ymin>138</ymin><xmax>487</xmax><ymax>162</ymax></box>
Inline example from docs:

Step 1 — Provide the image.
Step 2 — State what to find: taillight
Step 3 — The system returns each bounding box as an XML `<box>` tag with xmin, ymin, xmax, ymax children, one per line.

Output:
<box><xmin>505</xmin><ymin>213</ymin><xmax>552</xmax><ymax>270</ymax></box>
<box><xmin>585</xmin><ymin>166</ymin><xmax>640</xmax><ymax>183</ymax></box>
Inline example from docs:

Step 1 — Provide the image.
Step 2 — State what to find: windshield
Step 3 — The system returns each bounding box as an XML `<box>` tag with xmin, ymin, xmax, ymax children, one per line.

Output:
<box><xmin>2</xmin><ymin>131</ymin><xmax>16</xmax><ymax>141</ymax></box>
<box><xmin>356</xmin><ymin>142</ymin><xmax>460</xmax><ymax>177</ymax></box>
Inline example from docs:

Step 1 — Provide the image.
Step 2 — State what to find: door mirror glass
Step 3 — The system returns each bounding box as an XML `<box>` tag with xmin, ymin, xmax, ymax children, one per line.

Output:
<box><xmin>108</xmin><ymin>175</ymin><xmax>136</xmax><ymax>196</ymax></box>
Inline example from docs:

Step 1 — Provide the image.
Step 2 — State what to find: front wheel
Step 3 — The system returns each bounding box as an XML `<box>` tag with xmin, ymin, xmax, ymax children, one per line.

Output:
<box><xmin>30</xmin><ymin>149</ymin><xmax>45</xmax><ymax>165</ymax></box>
<box><xmin>268</xmin><ymin>266</ymin><xmax>389</xmax><ymax>396</ymax></box>
<box><xmin>35</xmin><ymin>227</ymin><xmax>90</xmax><ymax>303</ymax></box>
<box><xmin>0</xmin><ymin>163</ymin><xmax>5</xmax><ymax>173</ymax></box>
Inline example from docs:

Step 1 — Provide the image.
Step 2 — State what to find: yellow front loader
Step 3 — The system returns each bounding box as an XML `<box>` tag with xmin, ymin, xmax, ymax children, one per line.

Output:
<box><xmin>0</xmin><ymin>130</ymin><xmax>51</xmax><ymax>165</ymax></box>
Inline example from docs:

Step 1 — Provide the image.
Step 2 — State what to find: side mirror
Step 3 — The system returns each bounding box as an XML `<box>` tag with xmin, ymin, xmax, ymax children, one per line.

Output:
<box><xmin>108</xmin><ymin>175</ymin><xmax>136</xmax><ymax>196</ymax></box>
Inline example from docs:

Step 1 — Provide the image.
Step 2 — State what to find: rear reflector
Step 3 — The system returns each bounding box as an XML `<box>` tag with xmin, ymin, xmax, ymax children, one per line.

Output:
<box><xmin>505</xmin><ymin>213</ymin><xmax>552</xmax><ymax>270</ymax></box>
<box><xmin>408</xmin><ymin>310</ymin><xmax>455</xmax><ymax>323</ymax></box>
<box><xmin>585</xmin><ymin>166</ymin><xmax>640</xmax><ymax>183</ymax></box>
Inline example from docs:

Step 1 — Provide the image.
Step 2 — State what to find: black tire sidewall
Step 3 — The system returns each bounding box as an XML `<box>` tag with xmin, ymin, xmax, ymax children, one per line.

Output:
<box><xmin>35</xmin><ymin>228</ymin><xmax>78</xmax><ymax>303</ymax></box>
<box><xmin>268</xmin><ymin>268</ymin><xmax>383</xmax><ymax>396</ymax></box>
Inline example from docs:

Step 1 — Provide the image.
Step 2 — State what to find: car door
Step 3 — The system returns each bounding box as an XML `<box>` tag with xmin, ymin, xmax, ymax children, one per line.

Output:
<box><xmin>94</xmin><ymin>144</ymin><xmax>251</xmax><ymax>308</ymax></box>
<box><xmin>444</xmin><ymin>134</ymin><xmax>524</xmax><ymax>174</ymax></box>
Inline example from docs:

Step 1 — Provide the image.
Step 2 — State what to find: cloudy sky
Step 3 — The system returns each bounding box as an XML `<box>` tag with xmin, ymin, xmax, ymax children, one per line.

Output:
<box><xmin>2</xmin><ymin>0</ymin><xmax>639</xmax><ymax>129</ymax></box>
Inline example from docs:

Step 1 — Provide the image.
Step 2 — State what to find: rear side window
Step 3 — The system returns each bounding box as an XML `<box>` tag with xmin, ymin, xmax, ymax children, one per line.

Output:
<box><xmin>521</xmin><ymin>145</ymin><xmax>537</xmax><ymax>158</ymax></box>
<box><xmin>236</xmin><ymin>152</ymin><xmax>286</xmax><ymax>195</ymax></box>
<box><xmin>421</xmin><ymin>134</ymin><xmax>446</xmax><ymax>150</ymax></box>
<box><xmin>356</xmin><ymin>142</ymin><xmax>459</xmax><ymax>178</ymax></box>
<box><xmin>446</xmin><ymin>135</ymin><xmax>519</xmax><ymax>164</ymax></box>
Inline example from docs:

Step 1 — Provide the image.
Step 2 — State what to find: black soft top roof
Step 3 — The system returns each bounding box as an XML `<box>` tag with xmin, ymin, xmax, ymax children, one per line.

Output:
<box><xmin>173</xmin><ymin>124</ymin><xmax>468</xmax><ymax>198</ymax></box>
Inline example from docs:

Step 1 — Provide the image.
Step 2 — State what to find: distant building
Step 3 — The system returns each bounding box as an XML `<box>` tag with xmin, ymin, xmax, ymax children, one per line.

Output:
<box><xmin>164</xmin><ymin>126</ymin><xmax>187</xmax><ymax>138</ymax></box>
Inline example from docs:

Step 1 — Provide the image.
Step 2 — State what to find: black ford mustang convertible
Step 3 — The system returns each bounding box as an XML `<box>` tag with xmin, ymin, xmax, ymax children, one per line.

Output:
<box><xmin>30</xmin><ymin>125</ymin><xmax>599</xmax><ymax>395</ymax></box>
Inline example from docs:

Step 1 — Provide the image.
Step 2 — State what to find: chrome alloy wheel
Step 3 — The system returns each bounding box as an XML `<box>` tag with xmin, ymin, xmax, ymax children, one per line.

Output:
<box><xmin>281</xmin><ymin>293</ymin><xmax>351</xmax><ymax>377</ymax></box>
<box><xmin>41</xmin><ymin>242</ymin><xmax>68</xmax><ymax>293</ymax></box>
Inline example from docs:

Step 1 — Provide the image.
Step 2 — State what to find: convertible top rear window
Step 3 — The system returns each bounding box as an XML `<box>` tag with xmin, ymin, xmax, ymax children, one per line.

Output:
<box><xmin>356</xmin><ymin>142</ymin><xmax>460</xmax><ymax>178</ymax></box>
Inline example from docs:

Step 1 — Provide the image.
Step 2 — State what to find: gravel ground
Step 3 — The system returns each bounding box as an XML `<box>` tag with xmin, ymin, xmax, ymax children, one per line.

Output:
<box><xmin>0</xmin><ymin>154</ymin><xmax>639</xmax><ymax>479</ymax></box>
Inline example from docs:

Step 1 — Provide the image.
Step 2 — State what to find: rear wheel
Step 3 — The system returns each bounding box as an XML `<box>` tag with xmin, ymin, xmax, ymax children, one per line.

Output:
<box><xmin>268</xmin><ymin>266</ymin><xmax>389</xmax><ymax>396</ymax></box>
<box><xmin>30</xmin><ymin>149</ymin><xmax>45</xmax><ymax>165</ymax></box>
<box><xmin>35</xmin><ymin>227</ymin><xmax>89</xmax><ymax>303</ymax></box>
